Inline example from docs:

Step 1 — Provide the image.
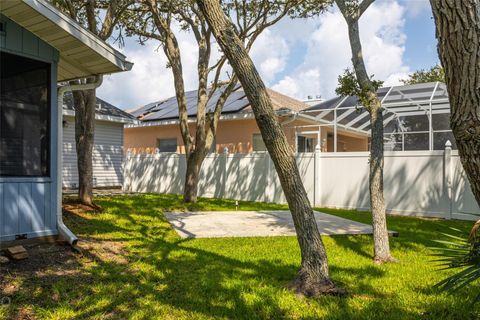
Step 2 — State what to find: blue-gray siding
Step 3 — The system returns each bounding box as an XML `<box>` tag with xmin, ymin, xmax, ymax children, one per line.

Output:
<box><xmin>0</xmin><ymin>182</ymin><xmax>55</xmax><ymax>239</ymax></box>
<box><xmin>0</xmin><ymin>15</ymin><xmax>60</xmax><ymax>241</ymax></box>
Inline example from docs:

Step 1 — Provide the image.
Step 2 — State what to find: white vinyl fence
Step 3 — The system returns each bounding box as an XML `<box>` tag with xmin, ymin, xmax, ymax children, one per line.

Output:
<box><xmin>123</xmin><ymin>145</ymin><xmax>479</xmax><ymax>220</ymax></box>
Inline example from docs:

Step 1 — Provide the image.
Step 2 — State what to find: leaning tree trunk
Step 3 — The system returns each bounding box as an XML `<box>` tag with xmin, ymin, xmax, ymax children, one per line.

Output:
<box><xmin>369</xmin><ymin>103</ymin><xmax>392</xmax><ymax>262</ymax></box>
<box><xmin>184</xmin><ymin>151</ymin><xmax>207</xmax><ymax>203</ymax></box>
<box><xmin>72</xmin><ymin>88</ymin><xmax>96</xmax><ymax>206</ymax></box>
<box><xmin>430</xmin><ymin>0</ymin><xmax>480</xmax><ymax>206</ymax></box>
<box><xmin>197</xmin><ymin>0</ymin><xmax>344</xmax><ymax>297</ymax></box>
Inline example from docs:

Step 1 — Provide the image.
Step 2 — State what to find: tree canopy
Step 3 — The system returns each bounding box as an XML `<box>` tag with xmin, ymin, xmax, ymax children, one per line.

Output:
<box><xmin>401</xmin><ymin>65</ymin><xmax>445</xmax><ymax>85</ymax></box>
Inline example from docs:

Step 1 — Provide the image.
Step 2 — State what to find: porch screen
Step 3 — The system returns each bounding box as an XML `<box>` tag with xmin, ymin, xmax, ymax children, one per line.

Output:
<box><xmin>0</xmin><ymin>52</ymin><xmax>50</xmax><ymax>177</ymax></box>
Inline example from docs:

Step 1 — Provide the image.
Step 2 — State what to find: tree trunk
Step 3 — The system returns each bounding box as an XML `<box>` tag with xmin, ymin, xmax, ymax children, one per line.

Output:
<box><xmin>336</xmin><ymin>0</ymin><xmax>395</xmax><ymax>263</ymax></box>
<box><xmin>430</xmin><ymin>0</ymin><xmax>480</xmax><ymax>206</ymax></box>
<box><xmin>72</xmin><ymin>88</ymin><xmax>96</xmax><ymax>207</ymax></box>
<box><xmin>197</xmin><ymin>0</ymin><xmax>345</xmax><ymax>297</ymax></box>
<box><xmin>369</xmin><ymin>103</ymin><xmax>393</xmax><ymax>263</ymax></box>
<box><xmin>184</xmin><ymin>151</ymin><xmax>206</xmax><ymax>203</ymax></box>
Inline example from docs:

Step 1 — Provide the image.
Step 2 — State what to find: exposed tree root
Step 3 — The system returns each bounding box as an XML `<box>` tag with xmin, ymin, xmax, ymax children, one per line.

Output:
<box><xmin>374</xmin><ymin>255</ymin><xmax>399</xmax><ymax>265</ymax></box>
<box><xmin>63</xmin><ymin>197</ymin><xmax>103</xmax><ymax>214</ymax></box>
<box><xmin>286</xmin><ymin>277</ymin><xmax>347</xmax><ymax>298</ymax></box>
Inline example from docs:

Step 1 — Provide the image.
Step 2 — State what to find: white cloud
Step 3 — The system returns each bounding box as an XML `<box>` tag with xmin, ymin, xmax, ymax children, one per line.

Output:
<box><xmin>98</xmin><ymin>26</ymin><xmax>291</xmax><ymax>109</ymax></box>
<box><xmin>250</xmin><ymin>29</ymin><xmax>290</xmax><ymax>83</ymax></box>
<box><xmin>98</xmin><ymin>1</ymin><xmax>414</xmax><ymax>109</ymax></box>
<box><xmin>271</xmin><ymin>1</ymin><xmax>411</xmax><ymax>100</ymax></box>
<box><xmin>98</xmin><ymin>27</ymin><xmax>201</xmax><ymax>110</ymax></box>
<box><xmin>400</xmin><ymin>0</ymin><xmax>431</xmax><ymax>17</ymax></box>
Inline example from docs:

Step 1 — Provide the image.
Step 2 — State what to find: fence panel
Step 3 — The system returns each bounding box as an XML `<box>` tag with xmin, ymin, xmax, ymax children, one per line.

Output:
<box><xmin>383</xmin><ymin>151</ymin><xmax>448</xmax><ymax>217</ymax></box>
<box><xmin>452</xmin><ymin>154</ymin><xmax>480</xmax><ymax>216</ymax></box>
<box><xmin>123</xmin><ymin>148</ymin><xmax>479</xmax><ymax>219</ymax></box>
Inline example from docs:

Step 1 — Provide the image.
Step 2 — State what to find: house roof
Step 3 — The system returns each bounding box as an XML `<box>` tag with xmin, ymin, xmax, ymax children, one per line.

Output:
<box><xmin>305</xmin><ymin>82</ymin><xmax>449</xmax><ymax>112</ymax></box>
<box><xmin>129</xmin><ymin>87</ymin><xmax>309</xmax><ymax>122</ymax></box>
<box><xmin>0</xmin><ymin>0</ymin><xmax>133</xmax><ymax>81</ymax></box>
<box><xmin>301</xmin><ymin>82</ymin><xmax>450</xmax><ymax>134</ymax></box>
<box><xmin>63</xmin><ymin>93</ymin><xmax>137</xmax><ymax>124</ymax></box>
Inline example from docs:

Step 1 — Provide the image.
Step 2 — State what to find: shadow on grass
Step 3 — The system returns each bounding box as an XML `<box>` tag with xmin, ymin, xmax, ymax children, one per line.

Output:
<box><xmin>318</xmin><ymin>207</ymin><xmax>474</xmax><ymax>259</ymax></box>
<box><xmin>2</xmin><ymin>195</ymin><xmax>478</xmax><ymax>319</ymax></box>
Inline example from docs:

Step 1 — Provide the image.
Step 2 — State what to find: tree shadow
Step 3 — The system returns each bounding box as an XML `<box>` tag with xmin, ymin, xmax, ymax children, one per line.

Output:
<box><xmin>2</xmin><ymin>195</ymin><xmax>477</xmax><ymax>319</ymax></box>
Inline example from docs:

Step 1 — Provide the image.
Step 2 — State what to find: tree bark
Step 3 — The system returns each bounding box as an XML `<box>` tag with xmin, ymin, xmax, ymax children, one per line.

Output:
<box><xmin>57</xmin><ymin>0</ymin><xmax>128</xmax><ymax>207</ymax></box>
<box><xmin>430</xmin><ymin>0</ymin><xmax>480</xmax><ymax>206</ymax></box>
<box><xmin>336</xmin><ymin>0</ymin><xmax>395</xmax><ymax>263</ymax></box>
<box><xmin>72</xmin><ymin>87</ymin><xmax>96</xmax><ymax>207</ymax></box>
<box><xmin>184</xmin><ymin>151</ymin><xmax>206</xmax><ymax>203</ymax></box>
<box><xmin>197</xmin><ymin>0</ymin><xmax>345</xmax><ymax>297</ymax></box>
<box><xmin>369</xmin><ymin>103</ymin><xmax>392</xmax><ymax>262</ymax></box>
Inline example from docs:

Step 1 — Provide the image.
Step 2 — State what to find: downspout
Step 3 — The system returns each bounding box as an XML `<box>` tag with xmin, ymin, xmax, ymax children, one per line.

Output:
<box><xmin>56</xmin><ymin>76</ymin><xmax>103</xmax><ymax>246</ymax></box>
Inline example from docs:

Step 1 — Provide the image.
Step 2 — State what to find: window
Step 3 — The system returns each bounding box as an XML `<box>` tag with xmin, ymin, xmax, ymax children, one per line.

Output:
<box><xmin>0</xmin><ymin>52</ymin><xmax>51</xmax><ymax>177</ymax></box>
<box><xmin>252</xmin><ymin>133</ymin><xmax>267</xmax><ymax>152</ymax></box>
<box><xmin>297</xmin><ymin>136</ymin><xmax>315</xmax><ymax>153</ymax></box>
<box><xmin>157</xmin><ymin>138</ymin><xmax>177</xmax><ymax>153</ymax></box>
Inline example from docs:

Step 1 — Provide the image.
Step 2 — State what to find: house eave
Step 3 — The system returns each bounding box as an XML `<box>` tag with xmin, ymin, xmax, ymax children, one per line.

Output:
<box><xmin>63</xmin><ymin>110</ymin><xmax>138</xmax><ymax>124</ymax></box>
<box><xmin>1</xmin><ymin>0</ymin><xmax>133</xmax><ymax>81</ymax></box>
<box><xmin>125</xmin><ymin>109</ymin><xmax>298</xmax><ymax>128</ymax></box>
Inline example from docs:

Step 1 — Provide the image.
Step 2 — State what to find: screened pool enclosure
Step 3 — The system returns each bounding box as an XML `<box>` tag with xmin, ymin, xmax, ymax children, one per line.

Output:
<box><xmin>297</xmin><ymin>82</ymin><xmax>454</xmax><ymax>152</ymax></box>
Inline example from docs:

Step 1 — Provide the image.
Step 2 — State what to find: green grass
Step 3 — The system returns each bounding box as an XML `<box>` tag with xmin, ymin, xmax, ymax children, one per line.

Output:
<box><xmin>1</xmin><ymin>194</ymin><xmax>479</xmax><ymax>319</ymax></box>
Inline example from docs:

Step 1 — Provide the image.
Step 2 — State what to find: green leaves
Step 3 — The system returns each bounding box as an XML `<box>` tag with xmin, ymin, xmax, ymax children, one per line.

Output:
<box><xmin>431</xmin><ymin>224</ymin><xmax>480</xmax><ymax>303</ymax></box>
<box><xmin>335</xmin><ymin>68</ymin><xmax>383</xmax><ymax>107</ymax></box>
<box><xmin>401</xmin><ymin>65</ymin><xmax>445</xmax><ymax>85</ymax></box>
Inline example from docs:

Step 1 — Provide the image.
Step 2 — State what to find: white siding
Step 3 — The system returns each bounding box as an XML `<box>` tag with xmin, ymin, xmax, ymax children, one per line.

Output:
<box><xmin>62</xmin><ymin>116</ymin><xmax>124</xmax><ymax>188</ymax></box>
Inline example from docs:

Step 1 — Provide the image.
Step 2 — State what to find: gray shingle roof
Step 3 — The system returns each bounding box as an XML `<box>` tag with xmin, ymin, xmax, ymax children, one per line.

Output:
<box><xmin>63</xmin><ymin>92</ymin><xmax>136</xmax><ymax>121</ymax></box>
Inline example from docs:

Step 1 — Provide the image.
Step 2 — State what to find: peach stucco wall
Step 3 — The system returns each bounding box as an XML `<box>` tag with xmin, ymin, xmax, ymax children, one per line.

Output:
<box><xmin>124</xmin><ymin>118</ymin><xmax>369</xmax><ymax>154</ymax></box>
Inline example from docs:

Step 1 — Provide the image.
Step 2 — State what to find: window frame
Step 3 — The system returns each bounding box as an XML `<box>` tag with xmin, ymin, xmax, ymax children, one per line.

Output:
<box><xmin>0</xmin><ymin>51</ymin><xmax>52</xmax><ymax>178</ymax></box>
<box><xmin>156</xmin><ymin>138</ymin><xmax>178</xmax><ymax>153</ymax></box>
<box><xmin>297</xmin><ymin>135</ymin><xmax>315</xmax><ymax>153</ymax></box>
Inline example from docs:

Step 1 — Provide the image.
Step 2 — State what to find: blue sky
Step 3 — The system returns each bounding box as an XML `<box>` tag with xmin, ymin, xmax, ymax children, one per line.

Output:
<box><xmin>98</xmin><ymin>0</ymin><xmax>439</xmax><ymax>110</ymax></box>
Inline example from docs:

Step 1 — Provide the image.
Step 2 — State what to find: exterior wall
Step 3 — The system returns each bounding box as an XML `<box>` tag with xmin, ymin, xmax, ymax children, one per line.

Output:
<box><xmin>124</xmin><ymin>123</ymin><xmax>195</xmax><ymax>154</ymax></box>
<box><xmin>0</xmin><ymin>16</ymin><xmax>60</xmax><ymax>241</ymax></box>
<box><xmin>287</xmin><ymin>122</ymin><xmax>368</xmax><ymax>152</ymax></box>
<box><xmin>323</xmin><ymin>128</ymin><xmax>369</xmax><ymax>152</ymax></box>
<box><xmin>62</xmin><ymin>117</ymin><xmax>125</xmax><ymax>188</ymax></box>
<box><xmin>124</xmin><ymin>149</ymin><xmax>480</xmax><ymax>220</ymax></box>
<box><xmin>125</xmin><ymin>117</ymin><xmax>369</xmax><ymax>154</ymax></box>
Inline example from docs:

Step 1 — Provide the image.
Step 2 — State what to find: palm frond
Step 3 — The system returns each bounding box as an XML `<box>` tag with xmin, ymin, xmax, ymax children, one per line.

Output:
<box><xmin>432</xmin><ymin>220</ymin><xmax>480</xmax><ymax>304</ymax></box>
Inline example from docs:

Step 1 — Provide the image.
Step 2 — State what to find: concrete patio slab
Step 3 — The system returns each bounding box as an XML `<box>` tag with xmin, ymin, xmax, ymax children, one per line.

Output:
<box><xmin>165</xmin><ymin>210</ymin><xmax>385</xmax><ymax>238</ymax></box>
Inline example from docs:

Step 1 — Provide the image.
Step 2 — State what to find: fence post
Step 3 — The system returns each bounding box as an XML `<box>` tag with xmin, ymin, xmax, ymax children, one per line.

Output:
<box><xmin>444</xmin><ymin>140</ymin><xmax>453</xmax><ymax>219</ymax></box>
<box><xmin>222</xmin><ymin>147</ymin><xmax>229</xmax><ymax>199</ymax></box>
<box><xmin>314</xmin><ymin>144</ymin><xmax>321</xmax><ymax>207</ymax></box>
<box><xmin>123</xmin><ymin>149</ymin><xmax>131</xmax><ymax>192</ymax></box>
<box><xmin>265</xmin><ymin>153</ymin><xmax>272</xmax><ymax>203</ymax></box>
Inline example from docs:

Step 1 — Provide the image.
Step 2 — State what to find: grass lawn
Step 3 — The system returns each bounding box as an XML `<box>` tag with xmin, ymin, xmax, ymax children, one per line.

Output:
<box><xmin>1</xmin><ymin>194</ymin><xmax>479</xmax><ymax>319</ymax></box>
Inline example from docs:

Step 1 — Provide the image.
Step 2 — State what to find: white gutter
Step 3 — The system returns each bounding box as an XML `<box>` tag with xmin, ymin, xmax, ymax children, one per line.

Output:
<box><xmin>56</xmin><ymin>76</ymin><xmax>103</xmax><ymax>246</ymax></box>
<box><xmin>280</xmin><ymin>111</ymin><xmax>298</xmax><ymax>126</ymax></box>
<box><xmin>63</xmin><ymin>110</ymin><xmax>138</xmax><ymax>124</ymax></box>
<box><xmin>126</xmin><ymin>109</ymin><xmax>294</xmax><ymax>128</ymax></box>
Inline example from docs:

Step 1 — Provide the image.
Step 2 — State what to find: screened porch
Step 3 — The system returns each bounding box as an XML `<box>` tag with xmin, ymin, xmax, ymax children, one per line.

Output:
<box><xmin>297</xmin><ymin>82</ymin><xmax>453</xmax><ymax>152</ymax></box>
